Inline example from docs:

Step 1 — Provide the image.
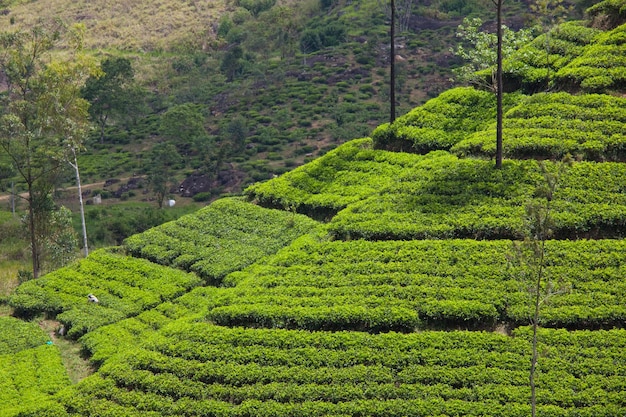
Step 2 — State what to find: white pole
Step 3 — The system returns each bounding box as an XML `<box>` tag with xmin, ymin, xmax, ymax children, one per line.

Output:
<box><xmin>70</xmin><ymin>148</ymin><xmax>89</xmax><ymax>257</ymax></box>
<box><xmin>11</xmin><ymin>181</ymin><xmax>15</xmax><ymax>216</ymax></box>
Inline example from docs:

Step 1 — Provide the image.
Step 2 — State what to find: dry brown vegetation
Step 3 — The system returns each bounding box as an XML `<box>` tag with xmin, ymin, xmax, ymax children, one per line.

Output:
<box><xmin>0</xmin><ymin>0</ymin><xmax>228</xmax><ymax>53</ymax></box>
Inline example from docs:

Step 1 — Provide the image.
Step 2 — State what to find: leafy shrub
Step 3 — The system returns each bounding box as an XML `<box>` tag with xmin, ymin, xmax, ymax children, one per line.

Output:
<box><xmin>0</xmin><ymin>344</ymin><xmax>71</xmax><ymax>417</ymax></box>
<box><xmin>124</xmin><ymin>197</ymin><xmax>320</xmax><ymax>284</ymax></box>
<box><xmin>373</xmin><ymin>87</ymin><xmax>508</xmax><ymax>152</ymax></box>
<box><xmin>452</xmin><ymin>92</ymin><xmax>626</xmax><ymax>161</ymax></box>
<box><xmin>61</xmin><ymin>323</ymin><xmax>626</xmax><ymax>416</ymax></box>
<box><xmin>0</xmin><ymin>317</ymin><xmax>49</xmax><ymax>354</ymax></box>
<box><xmin>9</xmin><ymin>249</ymin><xmax>201</xmax><ymax>338</ymax></box>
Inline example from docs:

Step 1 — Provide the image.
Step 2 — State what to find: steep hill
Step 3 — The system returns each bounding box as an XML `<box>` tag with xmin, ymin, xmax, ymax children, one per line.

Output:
<box><xmin>2</xmin><ymin>1</ymin><xmax>626</xmax><ymax>416</ymax></box>
<box><xmin>0</xmin><ymin>0</ymin><xmax>537</xmax><ymax>192</ymax></box>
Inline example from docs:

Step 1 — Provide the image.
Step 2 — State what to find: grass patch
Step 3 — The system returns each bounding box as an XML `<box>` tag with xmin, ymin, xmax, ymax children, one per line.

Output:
<box><xmin>39</xmin><ymin>320</ymin><xmax>95</xmax><ymax>384</ymax></box>
<box><xmin>0</xmin><ymin>261</ymin><xmax>21</xmax><ymax>302</ymax></box>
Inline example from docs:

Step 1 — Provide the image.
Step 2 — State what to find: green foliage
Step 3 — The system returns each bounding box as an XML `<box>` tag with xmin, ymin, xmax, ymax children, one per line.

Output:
<box><xmin>9</xmin><ymin>248</ymin><xmax>201</xmax><ymax>338</ymax></box>
<box><xmin>83</xmin><ymin>203</ymin><xmax>196</xmax><ymax>247</ymax></box>
<box><xmin>218</xmin><ymin>237</ymin><xmax>626</xmax><ymax>330</ymax></box>
<box><xmin>586</xmin><ymin>0</ymin><xmax>626</xmax><ymax>28</ymax></box>
<box><xmin>41</xmin><ymin>206</ymin><xmax>79</xmax><ymax>273</ymax></box>
<box><xmin>60</xmin><ymin>323</ymin><xmax>626</xmax><ymax>416</ymax></box>
<box><xmin>246</xmin><ymin>138</ymin><xmax>410</xmax><ymax>217</ymax></box>
<box><xmin>124</xmin><ymin>197</ymin><xmax>321</xmax><ymax>284</ymax></box>
<box><xmin>0</xmin><ymin>344</ymin><xmax>71</xmax><ymax>417</ymax></box>
<box><xmin>0</xmin><ymin>317</ymin><xmax>49</xmax><ymax>354</ymax></box>
<box><xmin>80</xmin><ymin>286</ymin><xmax>230</xmax><ymax>363</ymax></box>
<box><xmin>247</xmin><ymin>137</ymin><xmax>626</xmax><ymax>240</ymax></box>
<box><xmin>451</xmin><ymin>17</ymin><xmax>533</xmax><ymax>89</ymax></box>
<box><xmin>235</xmin><ymin>0</ymin><xmax>277</xmax><ymax>17</ymax></box>
<box><xmin>373</xmin><ymin>87</ymin><xmax>516</xmax><ymax>152</ymax></box>
<box><xmin>0</xmin><ymin>22</ymin><xmax>95</xmax><ymax>278</ymax></box>
<box><xmin>81</xmin><ymin>56</ymin><xmax>138</xmax><ymax>143</ymax></box>
<box><xmin>505</xmin><ymin>21</ymin><xmax>600</xmax><ymax>91</ymax></box>
<box><xmin>555</xmin><ymin>23</ymin><xmax>626</xmax><ymax>92</ymax></box>
<box><xmin>299</xmin><ymin>23</ymin><xmax>346</xmax><ymax>53</ymax></box>
<box><xmin>220</xmin><ymin>45</ymin><xmax>245</xmax><ymax>81</ymax></box>
<box><xmin>452</xmin><ymin>92</ymin><xmax>626</xmax><ymax>160</ymax></box>
<box><xmin>505</xmin><ymin>20</ymin><xmax>626</xmax><ymax>93</ymax></box>
<box><xmin>159</xmin><ymin>103</ymin><xmax>208</xmax><ymax>155</ymax></box>
<box><xmin>146</xmin><ymin>142</ymin><xmax>181</xmax><ymax>208</ymax></box>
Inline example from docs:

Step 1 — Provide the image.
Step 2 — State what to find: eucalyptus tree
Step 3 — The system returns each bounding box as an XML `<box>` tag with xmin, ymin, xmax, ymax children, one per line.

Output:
<box><xmin>0</xmin><ymin>22</ymin><xmax>96</xmax><ymax>278</ymax></box>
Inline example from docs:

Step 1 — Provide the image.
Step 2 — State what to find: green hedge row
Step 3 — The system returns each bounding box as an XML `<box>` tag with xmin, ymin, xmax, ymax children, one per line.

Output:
<box><xmin>80</xmin><ymin>286</ymin><xmax>230</xmax><ymax>364</ymax></box>
<box><xmin>124</xmin><ymin>197</ymin><xmax>320</xmax><ymax>284</ymax></box>
<box><xmin>371</xmin><ymin>87</ymin><xmax>519</xmax><ymax>152</ymax></box>
<box><xmin>245</xmin><ymin>138</ymin><xmax>408</xmax><ymax>218</ymax></box>
<box><xmin>1</xmin><ymin>344</ymin><xmax>71</xmax><ymax>417</ymax></box>
<box><xmin>9</xmin><ymin>248</ymin><xmax>202</xmax><ymax>339</ymax></box>
<box><xmin>555</xmin><ymin>23</ymin><xmax>626</xmax><ymax>92</ymax></box>
<box><xmin>245</xmin><ymin>137</ymin><xmax>626</xmax><ymax>240</ymax></box>
<box><xmin>54</xmin><ymin>324</ymin><xmax>626</xmax><ymax>416</ymax></box>
<box><xmin>504</xmin><ymin>21</ymin><xmax>600</xmax><ymax>91</ymax></box>
<box><xmin>452</xmin><ymin>92</ymin><xmax>626</xmax><ymax>161</ymax></box>
<box><xmin>0</xmin><ymin>317</ymin><xmax>50</xmax><ymax>355</ymax></box>
<box><xmin>327</xmin><ymin>154</ymin><xmax>626</xmax><ymax>241</ymax></box>
<box><xmin>217</xmin><ymin>237</ymin><xmax>626</xmax><ymax>330</ymax></box>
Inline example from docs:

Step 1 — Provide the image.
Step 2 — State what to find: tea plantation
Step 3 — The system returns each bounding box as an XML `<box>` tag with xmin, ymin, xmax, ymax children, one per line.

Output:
<box><xmin>3</xmin><ymin>8</ymin><xmax>626</xmax><ymax>417</ymax></box>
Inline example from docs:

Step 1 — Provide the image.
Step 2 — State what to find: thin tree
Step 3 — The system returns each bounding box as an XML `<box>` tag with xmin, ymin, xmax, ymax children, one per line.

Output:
<box><xmin>511</xmin><ymin>157</ymin><xmax>571</xmax><ymax>417</ymax></box>
<box><xmin>494</xmin><ymin>0</ymin><xmax>504</xmax><ymax>168</ymax></box>
<box><xmin>378</xmin><ymin>0</ymin><xmax>413</xmax><ymax>123</ymax></box>
<box><xmin>68</xmin><ymin>146</ymin><xmax>88</xmax><ymax>256</ymax></box>
<box><xmin>390</xmin><ymin>0</ymin><xmax>396</xmax><ymax>123</ymax></box>
<box><xmin>0</xmin><ymin>23</ymin><xmax>96</xmax><ymax>278</ymax></box>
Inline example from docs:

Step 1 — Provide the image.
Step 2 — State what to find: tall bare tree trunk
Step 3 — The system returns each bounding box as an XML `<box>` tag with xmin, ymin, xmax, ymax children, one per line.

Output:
<box><xmin>70</xmin><ymin>148</ymin><xmax>89</xmax><ymax>257</ymax></box>
<box><xmin>495</xmin><ymin>0</ymin><xmax>504</xmax><ymax>169</ymax></box>
<box><xmin>390</xmin><ymin>0</ymin><xmax>396</xmax><ymax>123</ymax></box>
<box><xmin>27</xmin><ymin>186</ymin><xmax>40</xmax><ymax>279</ymax></box>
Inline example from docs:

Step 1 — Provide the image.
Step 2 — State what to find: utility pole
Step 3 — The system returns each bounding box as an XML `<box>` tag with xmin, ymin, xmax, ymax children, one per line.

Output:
<box><xmin>495</xmin><ymin>0</ymin><xmax>504</xmax><ymax>169</ymax></box>
<box><xmin>390</xmin><ymin>0</ymin><xmax>396</xmax><ymax>123</ymax></box>
<box><xmin>11</xmin><ymin>181</ymin><xmax>15</xmax><ymax>216</ymax></box>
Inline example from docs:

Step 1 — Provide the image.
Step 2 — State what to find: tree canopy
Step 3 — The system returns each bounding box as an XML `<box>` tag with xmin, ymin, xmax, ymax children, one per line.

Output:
<box><xmin>0</xmin><ymin>22</ymin><xmax>96</xmax><ymax>277</ymax></box>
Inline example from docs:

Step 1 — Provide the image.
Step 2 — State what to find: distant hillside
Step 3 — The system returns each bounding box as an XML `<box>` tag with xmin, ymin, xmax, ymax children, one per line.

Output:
<box><xmin>0</xmin><ymin>0</ymin><xmax>229</xmax><ymax>53</ymax></box>
<box><xmin>0</xmin><ymin>0</ymin><xmax>542</xmax><ymax>194</ymax></box>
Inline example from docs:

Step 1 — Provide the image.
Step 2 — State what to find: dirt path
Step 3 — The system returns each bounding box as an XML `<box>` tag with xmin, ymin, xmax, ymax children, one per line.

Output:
<box><xmin>39</xmin><ymin>319</ymin><xmax>95</xmax><ymax>383</ymax></box>
<box><xmin>0</xmin><ymin>178</ymin><xmax>131</xmax><ymax>204</ymax></box>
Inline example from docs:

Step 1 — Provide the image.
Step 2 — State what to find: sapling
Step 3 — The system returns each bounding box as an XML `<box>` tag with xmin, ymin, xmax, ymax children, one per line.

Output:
<box><xmin>510</xmin><ymin>155</ymin><xmax>572</xmax><ymax>417</ymax></box>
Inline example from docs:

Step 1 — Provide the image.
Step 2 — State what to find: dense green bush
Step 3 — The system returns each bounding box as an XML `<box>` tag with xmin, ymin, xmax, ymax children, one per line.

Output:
<box><xmin>504</xmin><ymin>21</ymin><xmax>601</xmax><ymax>92</ymax></box>
<box><xmin>1</xmin><ymin>344</ymin><xmax>71</xmax><ymax>417</ymax></box>
<box><xmin>0</xmin><ymin>317</ymin><xmax>49</xmax><ymax>355</ymax></box>
<box><xmin>220</xmin><ymin>237</ymin><xmax>626</xmax><ymax>330</ymax></box>
<box><xmin>372</xmin><ymin>87</ymin><xmax>516</xmax><ymax>153</ymax></box>
<box><xmin>124</xmin><ymin>197</ymin><xmax>321</xmax><ymax>284</ymax></box>
<box><xmin>452</xmin><ymin>92</ymin><xmax>626</xmax><ymax>161</ymax></box>
<box><xmin>9</xmin><ymin>249</ymin><xmax>201</xmax><ymax>338</ymax></box>
<box><xmin>555</xmin><ymin>24</ymin><xmax>626</xmax><ymax>92</ymax></box>
<box><xmin>58</xmin><ymin>324</ymin><xmax>626</xmax><ymax>416</ymax></box>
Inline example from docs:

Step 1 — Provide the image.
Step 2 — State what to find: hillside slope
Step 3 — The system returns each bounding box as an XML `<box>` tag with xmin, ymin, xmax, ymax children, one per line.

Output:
<box><xmin>0</xmin><ymin>0</ymin><xmax>228</xmax><ymax>53</ymax></box>
<box><xmin>0</xmin><ymin>0</ymin><xmax>526</xmax><ymax>192</ymax></box>
<box><xmin>2</xmin><ymin>2</ymin><xmax>626</xmax><ymax>416</ymax></box>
